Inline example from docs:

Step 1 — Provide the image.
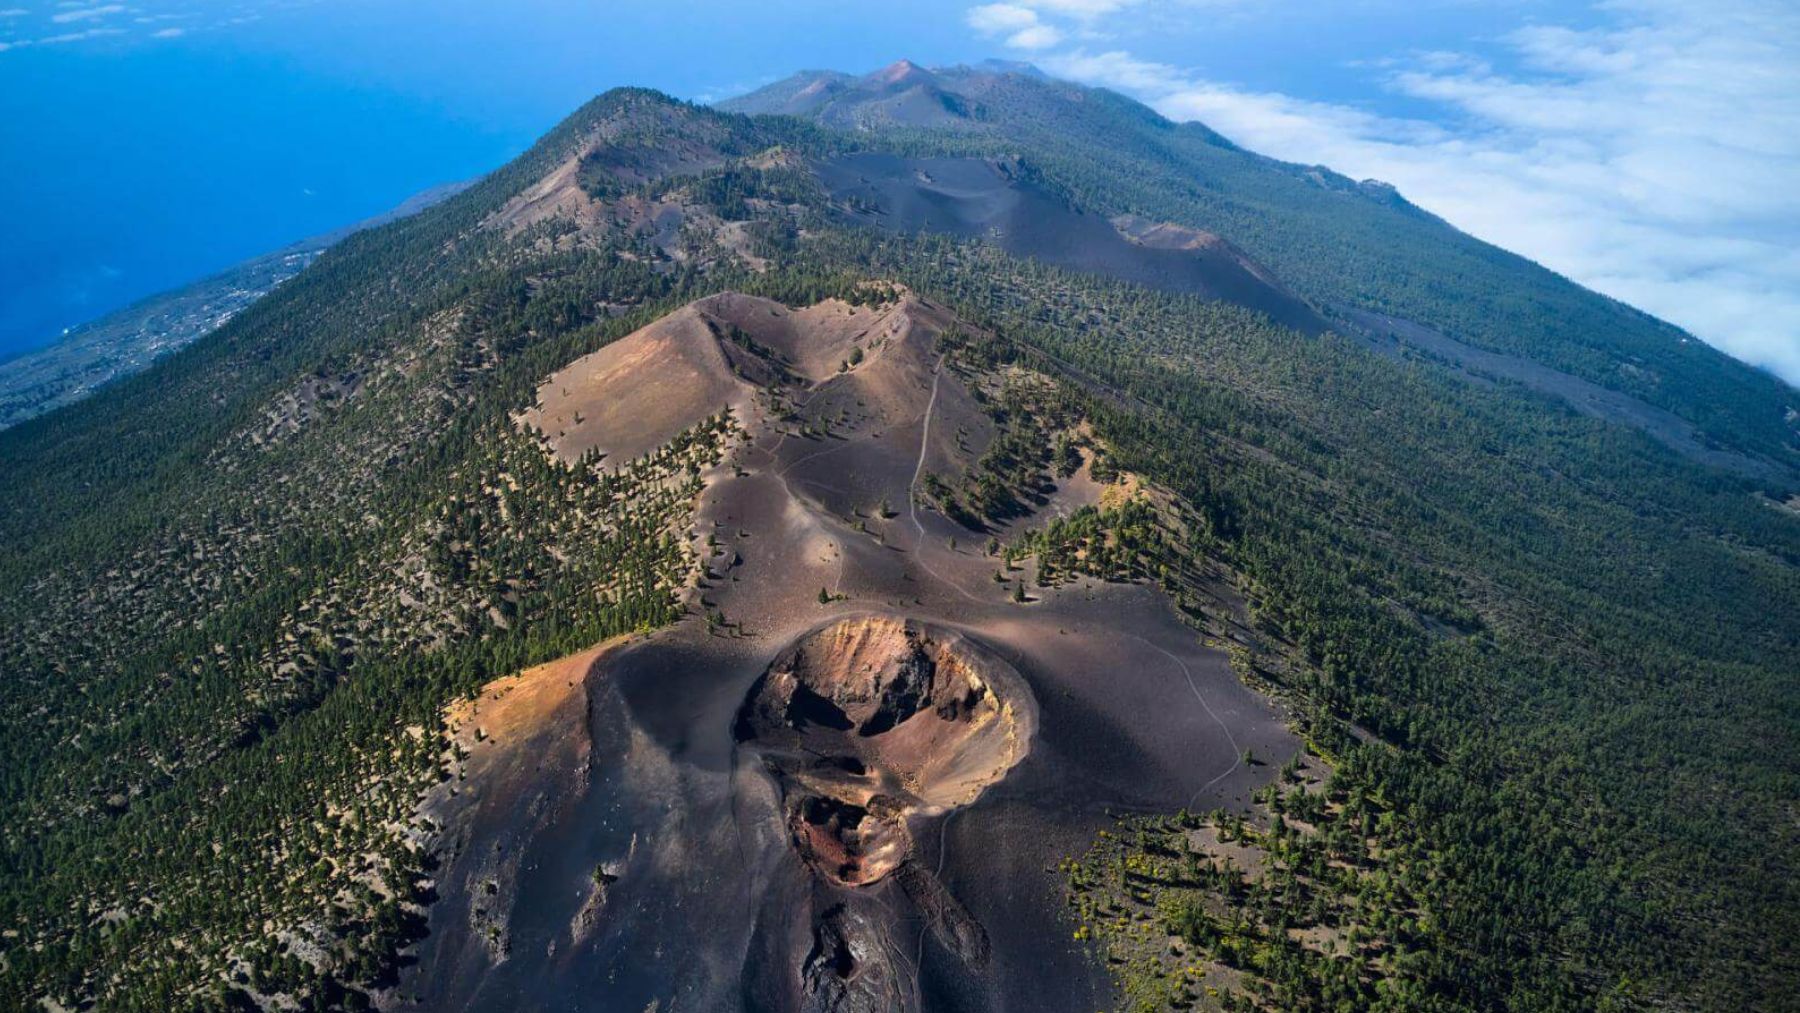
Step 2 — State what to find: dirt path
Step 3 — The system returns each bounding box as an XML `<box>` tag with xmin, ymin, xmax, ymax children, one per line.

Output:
<box><xmin>907</xmin><ymin>354</ymin><xmax>946</xmax><ymax>542</ymax></box>
<box><xmin>1145</xmin><ymin>638</ymin><xmax>1246</xmax><ymax>806</ymax></box>
<box><xmin>904</xmin><ymin>355</ymin><xmax>992</xmax><ymax>606</ymax></box>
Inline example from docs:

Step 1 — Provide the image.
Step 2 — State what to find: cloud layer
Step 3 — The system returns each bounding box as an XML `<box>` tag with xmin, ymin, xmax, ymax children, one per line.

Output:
<box><xmin>0</xmin><ymin>1</ymin><xmax>285</xmax><ymax>51</ymax></box>
<box><xmin>993</xmin><ymin>0</ymin><xmax>1800</xmax><ymax>385</ymax></box>
<box><xmin>967</xmin><ymin>4</ymin><xmax>1063</xmax><ymax>50</ymax></box>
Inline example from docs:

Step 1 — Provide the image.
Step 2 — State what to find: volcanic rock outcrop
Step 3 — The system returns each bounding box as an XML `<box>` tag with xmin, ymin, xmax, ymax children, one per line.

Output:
<box><xmin>735</xmin><ymin>614</ymin><xmax>1035</xmax><ymax>887</ymax></box>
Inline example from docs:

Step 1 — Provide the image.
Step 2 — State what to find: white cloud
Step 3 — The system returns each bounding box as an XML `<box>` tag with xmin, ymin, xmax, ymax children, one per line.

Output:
<box><xmin>1006</xmin><ymin>23</ymin><xmax>1063</xmax><ymax>49</ymax></box>
<box><xmin>50</xmin><ymin>4</ymin><xmax>123</xmax><ymax>23</ymax></box>
<box><xmin>990</xmin><ymin>0</ymin><xmax>1254</xmax><ymax>34</ymax></box>
<box><xmin>36</xmin><ymin>25</ymin><xmax>121</xmax><ymax>43</ymax></box>
<box><xmin>968</xmin><ymin>3</ymin><xmax>1039</xmax><ymax>33</ymax></box>
<box><xmin>149</xmin><ymin>26</ymin><xmax>181</xmax><ymax>37</ymax></box>
<box><xmin>1038</xmin><ymin>0</ymin><xmax>1800</xmax><ymax>385</ymax></box>
<box><xmin>1028</xmin><ymin>0</ymin><xmax>1140</xmax><ymax>17</ymax></box>
<box><xmin>968</xmin><ymin>2</ymin><xmax>1068</xmax><ymax>50</ymax></box>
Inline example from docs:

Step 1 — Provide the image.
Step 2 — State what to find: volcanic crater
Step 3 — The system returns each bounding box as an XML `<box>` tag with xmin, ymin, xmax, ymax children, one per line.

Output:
<box><xmin>735</xmin><ymin>614</ymin><xmax>1035</xmax><ymax>887</ymax></box>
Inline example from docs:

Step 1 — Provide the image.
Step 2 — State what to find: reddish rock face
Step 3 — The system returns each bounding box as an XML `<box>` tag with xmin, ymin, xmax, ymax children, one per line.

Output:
<box><xmin>735</xmin><ymin>614</ymin><xmax>1034</xmax><ymax>887</ymax></box>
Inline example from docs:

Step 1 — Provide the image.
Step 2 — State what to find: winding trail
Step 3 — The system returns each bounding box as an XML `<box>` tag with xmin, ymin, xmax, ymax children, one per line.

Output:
<box><xmin>905</xmin><ymin>357</ymin><xmax>991</xmax><ymax>606</ymax></box>
<box><xmin>775</xmin><ymin>431</ymin><xmax>859</xmax><ymax>479</ymax></box>
<box><xmin>1145</xmin><ymin>638</ymin><xmax>1245</xmax><ymax>808</ymax></box>
<box><xmin>906</xmin><ymin>356</ymin><xmax>946</xmax><ymax>544</ymax></box>
<box><xmin>903</xmin><ymin>354</ymin><xmax>1239</xmax><ymax>806</ymax></box>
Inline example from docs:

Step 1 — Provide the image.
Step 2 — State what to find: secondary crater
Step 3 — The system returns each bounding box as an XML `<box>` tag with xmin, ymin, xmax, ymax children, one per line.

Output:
<box><xmin>735</xmin><ymin>614</ymin><xmax>1035</xmax><ymax>887</ymax></box>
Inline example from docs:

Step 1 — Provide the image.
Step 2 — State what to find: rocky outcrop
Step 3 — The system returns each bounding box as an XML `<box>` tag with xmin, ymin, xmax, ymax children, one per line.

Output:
<box><xmin>736</xmin><ymin>615</ymin><xmax>1033</xmax><ymax>888</ymax></box>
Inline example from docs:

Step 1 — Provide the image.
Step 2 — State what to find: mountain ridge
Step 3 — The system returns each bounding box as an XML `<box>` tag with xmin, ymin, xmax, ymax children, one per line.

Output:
<box><xmin>727</xmin><ymin>64</ymin><xmax>1799</xmax><ymax>472</ymax></box>
<box><xmin>0</xmin><ymin>64</ymin><xmax>1794</xmax><ymax>1013</ymax></box>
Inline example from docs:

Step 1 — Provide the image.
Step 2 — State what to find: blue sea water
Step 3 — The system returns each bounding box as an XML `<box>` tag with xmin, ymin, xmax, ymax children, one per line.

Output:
<box><xmin>0</xmin><ymin>14</ymin><xmax>537</xmax><ymax>358</ymax></box>
<box><xmin>0</xmin><ymin>0</ymin><xmax>1556</xmax><ymax>361</ymax></box>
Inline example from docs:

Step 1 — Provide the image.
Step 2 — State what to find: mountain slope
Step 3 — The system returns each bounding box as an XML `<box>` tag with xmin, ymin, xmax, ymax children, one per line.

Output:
<box><xmin>0</xmin><ymin>71</ymin><xmax>1794</xmax><ymax>1013</ymax></box>
<box><xmin>0</xmin><ymin>181</ymin><xmax>467</xmax><ymax>431</ymax></box>
<box><xmin>813</xmin><ymin>152</ymin><xmax>1327</xmax><ymax>333</ymax></box>
<box><xmin>732</xmin><ymin>63</ymin><xmax>1800</xmax><ymax>476</ymax></box>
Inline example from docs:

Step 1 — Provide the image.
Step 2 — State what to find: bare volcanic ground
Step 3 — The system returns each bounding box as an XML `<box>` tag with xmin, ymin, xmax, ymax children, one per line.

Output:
<box><xmin>1336</xmin><ymin>304</ymin><xmax>1788</xmax><ymax>480</ymax></box>
<box><xmin>814</xmin><ymin>152</ymin><xmax>1328</xmax><ymax>335</ymax></box>
<box><xmin>396</xmin><ymin>293</ymin><xmax>1297</xmax><ymax>1013</ymax></box>
<box><xmin>520</xmin><ymin>291</ymin><xmax>943</xmax><ymax>466</ymax></box>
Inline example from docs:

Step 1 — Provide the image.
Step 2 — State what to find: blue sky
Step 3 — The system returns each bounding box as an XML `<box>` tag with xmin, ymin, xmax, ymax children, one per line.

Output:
<box><xmin>2</xmin><ymin>0</ymin><xmax>1795</xmax><ymax>383</ymax></box>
